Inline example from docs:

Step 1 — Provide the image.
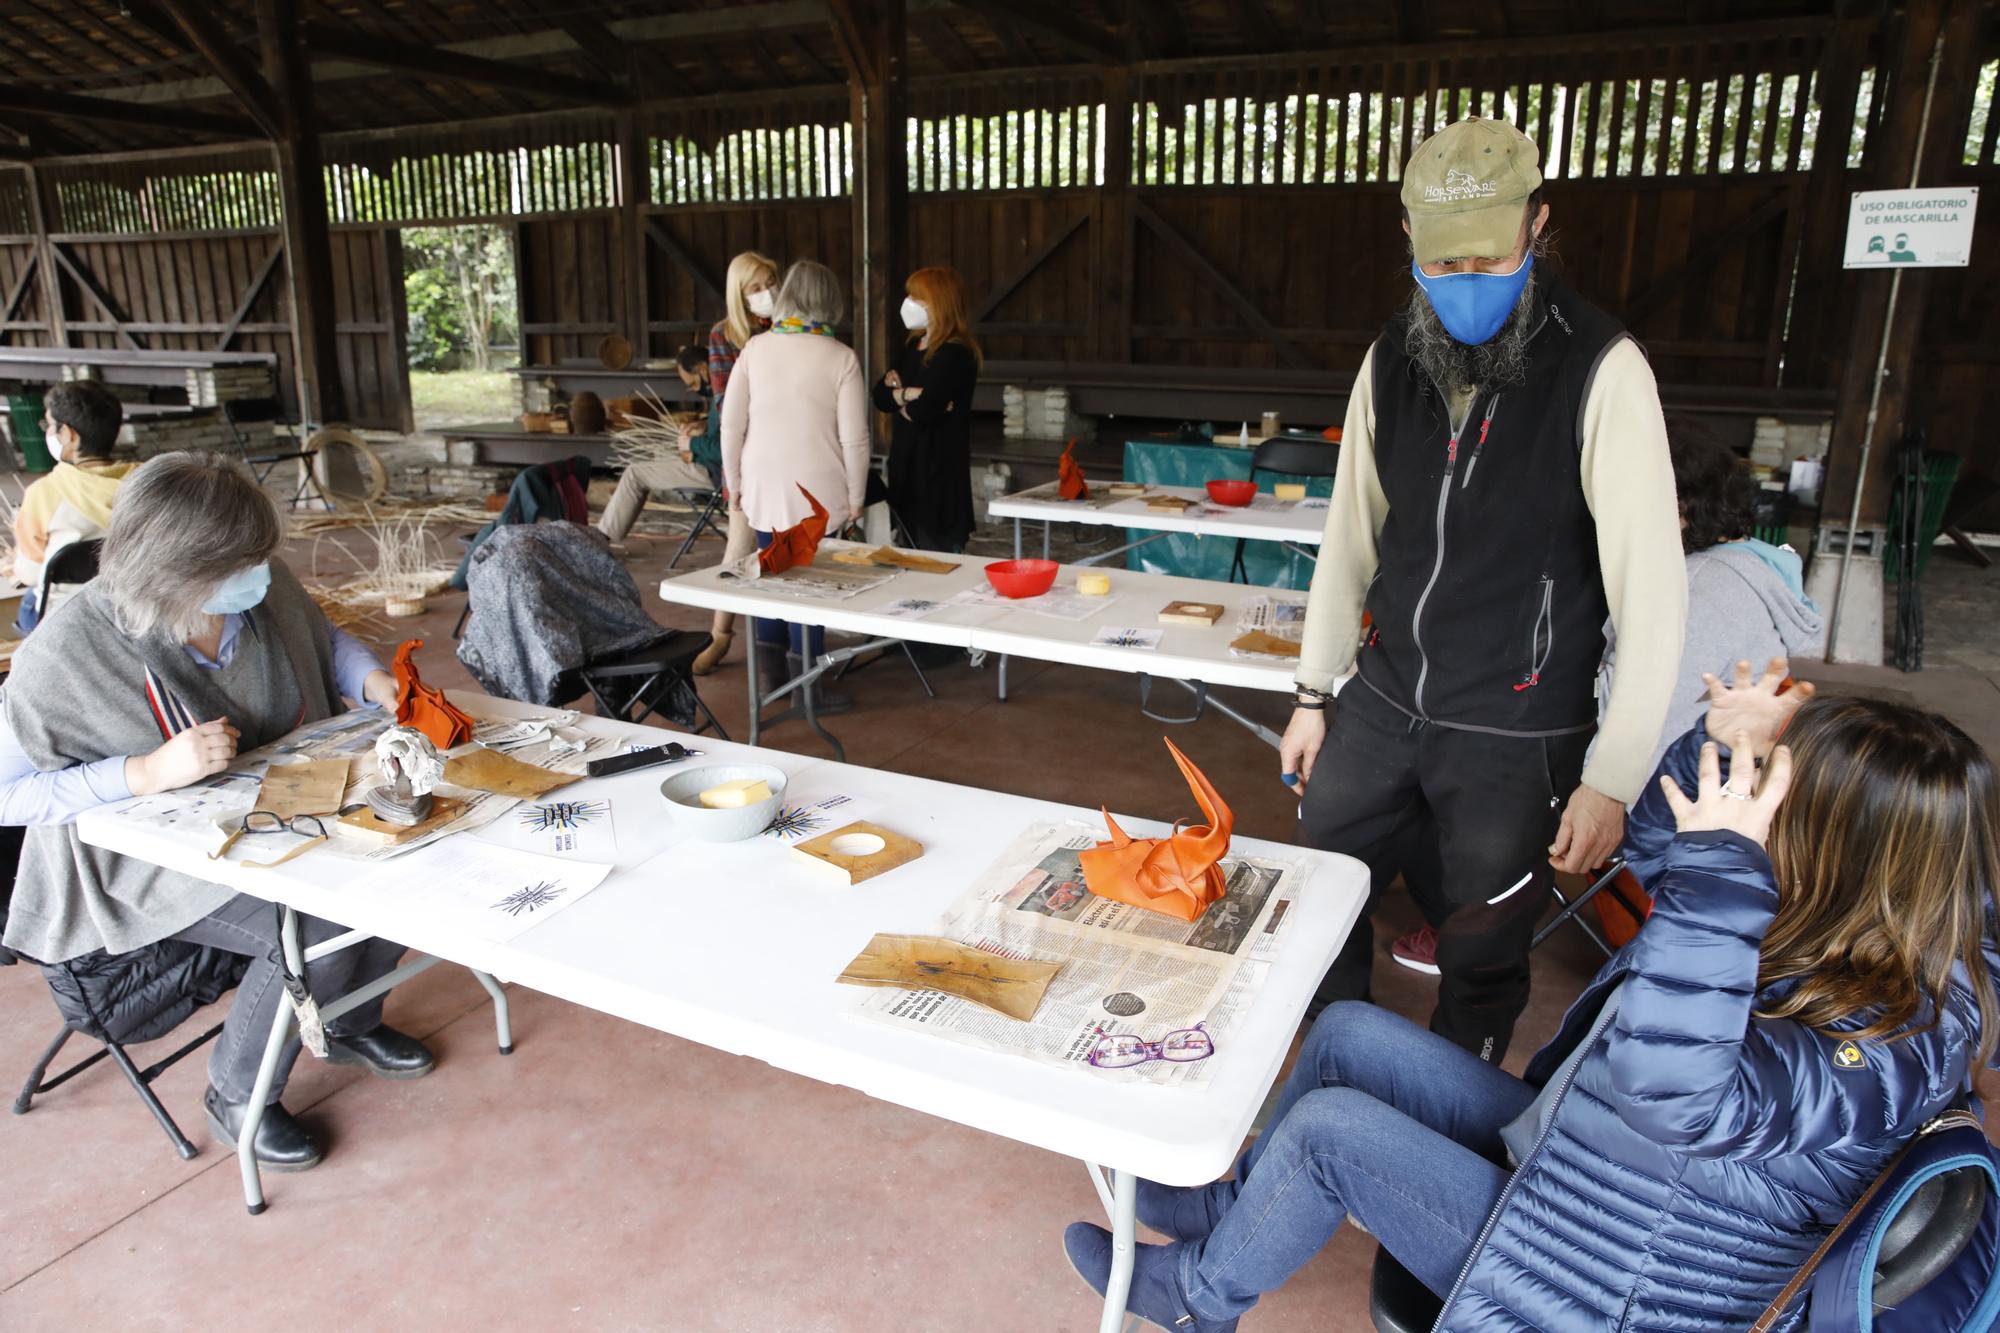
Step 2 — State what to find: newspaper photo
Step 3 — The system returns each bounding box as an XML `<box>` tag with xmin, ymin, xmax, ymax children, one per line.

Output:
<box><xmin>849</xmin><ymin>822</ymin><xmax>1304</xmax><ymax>1085</ymax></box>
<box><xmin>1230</xmin><ymin>594</ymin><xmax>1309</xmax><ymax>660</ymax></box>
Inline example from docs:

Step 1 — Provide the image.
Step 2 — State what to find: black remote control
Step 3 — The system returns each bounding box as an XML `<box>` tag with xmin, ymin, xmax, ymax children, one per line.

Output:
<box><xmin>583</xmin><ymin>743</ymin><xmax>692</xmax><ymax>778</ymax></box>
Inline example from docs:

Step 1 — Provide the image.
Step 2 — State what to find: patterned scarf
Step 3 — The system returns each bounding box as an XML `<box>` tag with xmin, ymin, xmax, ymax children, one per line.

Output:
<box><xmin>771</xmin><ymin>316</ymin><xmax>834</xmax><ymax>337</ymax></box>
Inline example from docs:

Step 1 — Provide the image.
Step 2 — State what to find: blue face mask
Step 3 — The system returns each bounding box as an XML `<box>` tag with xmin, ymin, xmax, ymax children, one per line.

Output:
<box><xmin>201</xmin><ymin>561</ymin><xmax>272</xmax><ymax>615</ymax></box>
<box><xmin>1410</xmin><ymin>253</ymin><xmax>1535</xmax><ymax>346</ymax></box>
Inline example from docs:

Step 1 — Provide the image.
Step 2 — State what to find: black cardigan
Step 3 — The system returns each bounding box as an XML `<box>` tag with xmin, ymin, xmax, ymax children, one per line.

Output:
<box><xmin>873</xmin><ymin>338</ymin><xmax>979</xmax><ymax>551</ymax></box>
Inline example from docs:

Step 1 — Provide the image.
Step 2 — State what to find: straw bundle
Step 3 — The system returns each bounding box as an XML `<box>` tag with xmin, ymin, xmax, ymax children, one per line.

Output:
<box><xmin>608</xmin><ymin>388</ymin><xmax>693</xmax><ymax>470</ymax></box>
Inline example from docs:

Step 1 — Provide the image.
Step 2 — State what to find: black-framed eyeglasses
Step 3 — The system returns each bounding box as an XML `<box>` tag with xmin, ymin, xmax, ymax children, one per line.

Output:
<box><xmin>210</xmin><ymin>810</ymin><xmax>328</xmax><ymax>868</ymax></box>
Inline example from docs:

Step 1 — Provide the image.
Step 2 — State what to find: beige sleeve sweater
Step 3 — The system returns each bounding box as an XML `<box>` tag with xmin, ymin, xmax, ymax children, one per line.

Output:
<box><xmin>1295</xmin><ymin>339</ymin><xmax>1685</xmax><ymax>805</ymax></box>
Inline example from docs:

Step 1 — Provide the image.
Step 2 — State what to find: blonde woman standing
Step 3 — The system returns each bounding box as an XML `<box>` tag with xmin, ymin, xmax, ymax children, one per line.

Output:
<box><xmin>690</xmin><ymin>250</ymin><xmax>778</xmax><ymax>675</ymax></box>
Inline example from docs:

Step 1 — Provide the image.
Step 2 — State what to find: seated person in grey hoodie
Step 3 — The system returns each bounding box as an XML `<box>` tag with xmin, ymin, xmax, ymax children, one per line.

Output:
<box><xmin>1613</xmin><ymin>425</ymin><xmax>1826</xmax><ymax>780</ymax></box>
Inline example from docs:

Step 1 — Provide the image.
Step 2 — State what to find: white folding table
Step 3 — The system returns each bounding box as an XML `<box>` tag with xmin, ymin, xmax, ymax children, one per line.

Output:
<box><xmin>656</xmin><ymin>545</ymin><xmax>1302</xmax><ymax>756</ymax></box>
<box><xmin>988</xmin><ymin>480</ymin><xmax>1328</xmax><ymax>571</ymax></box>
<box><xmin>76</xmin><ymin>694</ymin><xmax>1368</xmax><ymax>1333</ymax></box>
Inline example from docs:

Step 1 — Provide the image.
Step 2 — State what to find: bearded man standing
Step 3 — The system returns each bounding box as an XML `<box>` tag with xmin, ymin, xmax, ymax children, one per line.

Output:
<box><xmin>1283</xmin><ymin>118</ymin><xmax>1684</xmax><ymax>1061</ymax></box>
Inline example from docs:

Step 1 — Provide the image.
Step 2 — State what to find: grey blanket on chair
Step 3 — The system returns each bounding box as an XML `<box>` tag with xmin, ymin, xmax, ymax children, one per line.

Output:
<box><xmin>457</xmin><ymin>521</ymin><xmax>669</xmax><ymax>707</ymax></box>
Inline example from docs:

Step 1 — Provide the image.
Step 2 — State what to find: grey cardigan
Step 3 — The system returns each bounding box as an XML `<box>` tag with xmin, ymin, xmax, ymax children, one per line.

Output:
<box><xmin>1</xmin><ymin>561</ymin><xmax>343</xmax><ymax>963</ymax></box>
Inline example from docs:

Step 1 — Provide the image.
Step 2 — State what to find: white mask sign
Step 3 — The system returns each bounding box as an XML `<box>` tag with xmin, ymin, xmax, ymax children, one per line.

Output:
<box><xmin>1843</xmin><ymin>187</ymin><xmax>1979</xmax><ymax>268</ymax></box>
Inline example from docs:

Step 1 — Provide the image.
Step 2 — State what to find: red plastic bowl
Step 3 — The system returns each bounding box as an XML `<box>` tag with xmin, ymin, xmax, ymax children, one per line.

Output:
<box><xmin>1206</xmin><ymin>479</ymin><xmax>1257</xmax><ymax>506</ymax></box>
<box><xmin>985</xmin><ymin>558</ymin><xmax>1060</xmax><ymax>599</ymax></box>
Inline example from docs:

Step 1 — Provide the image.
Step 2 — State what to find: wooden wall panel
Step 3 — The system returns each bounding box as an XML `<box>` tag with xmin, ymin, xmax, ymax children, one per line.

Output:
<box><xmin>39</xmin><ymin>229</ymin><xmax>408</xmax><ymax>429</ymax></box>
<box><xmin>517</xmin><ymin>214</ymin><xmax>626</xmax><ymax>365</ymax></box>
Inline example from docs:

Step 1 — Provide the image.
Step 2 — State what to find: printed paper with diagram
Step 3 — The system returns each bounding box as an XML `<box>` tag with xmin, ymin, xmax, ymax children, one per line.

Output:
<box><xmin>848</xmin><ymin>821</ymin><xmax>1302</xmax><ymax>1085</ymax></box>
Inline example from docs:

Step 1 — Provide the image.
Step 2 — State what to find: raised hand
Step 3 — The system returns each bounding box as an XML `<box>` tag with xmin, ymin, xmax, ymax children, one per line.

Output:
<box><xmin>1702</xmin><ymin>657</ymin><xmax>1812</xmax><ymax>760</ymax></box>
<box><xmin>1661</xmin><ymin>733</ymin><xmax>1793</xmax><ymax>846</ymax></box>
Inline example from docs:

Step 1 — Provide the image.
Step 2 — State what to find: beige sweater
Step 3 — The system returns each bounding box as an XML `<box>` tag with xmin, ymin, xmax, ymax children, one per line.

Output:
<box><xmin>719</xmin><ymin>329</ymin><xmax>872</xmax><ymax>532</ymax></box>
<box><xmin>1297</xmin><ymin>339</ymin><xmax>1685</xmax><ymax>805</ymax></box>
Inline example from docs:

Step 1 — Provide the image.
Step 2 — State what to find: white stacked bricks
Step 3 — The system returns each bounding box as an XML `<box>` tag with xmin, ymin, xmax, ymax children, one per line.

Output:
<box><xmin>186</xmin><ymin>365</ymin><xmax>276</xmax><ymax>406</ymax></box>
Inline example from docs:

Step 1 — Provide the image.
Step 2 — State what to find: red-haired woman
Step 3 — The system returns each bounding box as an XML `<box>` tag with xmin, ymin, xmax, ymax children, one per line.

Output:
<box><xmin>873</xmin><ymin>265</ymin><xmax>982</xmax><ymax>553</ymax></box>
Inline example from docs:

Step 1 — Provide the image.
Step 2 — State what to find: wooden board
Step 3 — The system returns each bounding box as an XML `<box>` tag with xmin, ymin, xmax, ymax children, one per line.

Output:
<box><xmin>791</xmin><ymin>821</ymin><xmax>922</xmax><ymax>886</ymax></box>
<box><xmin>1230</xmin><ymin>630</ymin><xmax>1302</xmax><ymax>659</ymax></box>
<box><xmin>827</xmin><ymin>546</ymin><xmax>961</xmax><ymax>574</ymax></box>
<box><xmin>836</xmin><ymin>933</ymin><xmax>1059</xmax><ymax>1022</ymax></box>
<box><xmin>442</xmin><ymin>746</ymin><xmax>580</xmax><ymax>798</ymax></box>
<box><xmin>257</xmin><ymin>759</ymin><xmax>351</xmax><ymax>819</ymax></box>
<box><xmin>336</xmin><ymin>793</ymin><xmax>468</xmax><ymax>848</ymax></box>
<box><xmin>1159</xmin><ymin>600</ymin><xmax>1224</xmax><ymax>626</ymax></box>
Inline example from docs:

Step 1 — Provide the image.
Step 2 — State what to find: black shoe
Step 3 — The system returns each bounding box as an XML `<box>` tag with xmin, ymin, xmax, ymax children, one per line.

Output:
<box><xmin>1063</xmin><ymin>1223</ymin><xmax>1238</xmax><ymax>1332</ymax></box>
<box><xmin>204</xmin><ymin>1086</ymin><xmax>322</xmax><ymax>1172</ymax></box>
<box><xmin>325</xmin><ymin>1025</ymin><xmax>436</xmax><ymax>1079</ymax></box>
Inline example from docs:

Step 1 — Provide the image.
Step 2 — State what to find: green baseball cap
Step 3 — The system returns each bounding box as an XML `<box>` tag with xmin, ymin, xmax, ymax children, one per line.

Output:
<box><xmin>1400</xmin><ymin>118</ymin><xmax>1542</xmax><ymax>265</ymax></box>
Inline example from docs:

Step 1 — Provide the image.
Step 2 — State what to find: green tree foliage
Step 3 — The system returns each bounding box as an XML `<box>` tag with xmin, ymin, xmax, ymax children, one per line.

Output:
<box><xmin>403</xmin><ymin>225</ymin><xmax>516</xmax><ymax>372</ymax></box>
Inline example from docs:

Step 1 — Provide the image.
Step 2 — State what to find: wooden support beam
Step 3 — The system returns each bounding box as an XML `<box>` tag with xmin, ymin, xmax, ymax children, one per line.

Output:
<box><xmin>945</xmin><ymin>0</ymin><xmax>1121</xmax><ymax>62</ymax></box>
<box><xmin>560</xmin><ymin>18</ymin><xmax>637</xmax><ymax>89</ymax></box>
<box><xmin>258</xmin><ymin>0</ymin><xmax>345</xmax><ymax>424</ymax></box>
<box><xmin>22</xmin><ymin>168</ymin><xmax>62</xmax><ymax>347</ymax></box>
<box><xmin>831</xmin><ymin>0</ymin><xmax>908</xmax><ymax>449</ymax></box>
<box><xmin>299</xmin><ymin>20</ymin><xmax>615</xmax><ymax>104</ymax></box>
<box><xmin>214</xmin><ymin>243</ymin><xmax>284</xmax><ymax>351</ymax></box>
<box><xmin>767</xmin><ymin>31</ymin><xmax>838</xmax><ymax>84</ymax></box>
<box><xmin>644</xmin><ymin>219</ymin><xmax>724</xmax><ymax>307</ymax></box>
<box><xmin>911</xmin><ymin>15</ymin><xmax>979</xmax><ymax>74</ymax></box>
<box><xmin>1821</xmin><ymin>0</ymin><xmax>1984</xmax><ymax>532</ymax></box>
<box><xmin>1619</xmin><ymin>190</ymin><xmax>1790</xmax><ymax>328</ymax></box>
<box><xmin>50</xmin><ymin>245</ymin><xmax>143</xmax><ymax>350</ymax></box>
<box><xmin>1133</xmin><ymin>198</ymin><xmax>1312</xmax><ymax>369</ymax></box>
<box><xmin>1137</xmin><ymin>0</ymin><xmax>1191</xmax><ymax>59</ymax></box>
<box><xmin>146</xmin><ymin>0</ymin><xmax>283</xmax><ymax>137</ymax></box>
<box><xmin>0</xmin><ymin>253</ymin><xmax>38</xmax><ymax>343</ymax></box>
<box><xmin>0</xmin><ymin>83</ymin><xmax>251</xmax><ymax>138</ymax></box>
<box><xmin>0</xmin><ymin>114</ymin><xmax>89</xmax><ymax>158</ymax></box>
<box><xmin>1095</xmin><ymin>67</ymin><xmax>1135</xmax><ymax>362</ymax></box>
<box><xmin>618</xmin><ymin>112</ymin><xmax>650</xmax><ymax>354</ymax></box>
<box><xmin>1236</xmin><ymin>0</ymin><xmax>1285</xmax><ymax>52</ymax></box>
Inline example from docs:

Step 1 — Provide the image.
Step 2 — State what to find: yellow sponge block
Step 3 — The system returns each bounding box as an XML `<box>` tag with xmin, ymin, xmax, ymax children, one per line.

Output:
<box><xmin>700</xmin><ymin>778</ymin><xmax>772</xmax><ymax>809</ymax></box>
<box><xmin>1273</xmin><ymin>483</ymin><xmax>1308</xmax><ymax>500</ymax></box>
<box><xmin>1077</xmin><ymin>572</ymin><xmax>1112</xmax><ymax>596</ymax></box>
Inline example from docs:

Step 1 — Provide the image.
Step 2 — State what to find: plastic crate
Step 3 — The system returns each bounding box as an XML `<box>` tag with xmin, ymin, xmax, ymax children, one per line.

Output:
<box><xmin>1885</xmin><ymin>451</ymin><xmax>1962</xmax><ymax>581</ymax></box>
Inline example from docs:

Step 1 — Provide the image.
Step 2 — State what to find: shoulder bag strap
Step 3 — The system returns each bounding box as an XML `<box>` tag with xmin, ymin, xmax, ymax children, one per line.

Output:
<box><xmin>1749</xmin><ymin>1109</ymin><xmax>1985</xmax><ymax>1333</ymax></box>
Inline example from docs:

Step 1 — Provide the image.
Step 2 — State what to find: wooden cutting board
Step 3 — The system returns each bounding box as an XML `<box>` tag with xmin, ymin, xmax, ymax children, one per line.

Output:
<box><xmin>257</xmin><ymin>759</ymin><xmax>351</xmax><ymax>818</ymax></box>
<box><xmin>442</xmin><ymin>746</ymin><xmax>580</xmax><ymax>798</ymax></box>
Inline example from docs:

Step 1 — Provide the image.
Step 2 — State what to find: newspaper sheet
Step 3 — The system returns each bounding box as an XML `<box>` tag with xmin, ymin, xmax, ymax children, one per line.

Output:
<box><xmin>719</xmin><ymin>562</ymin><xmax>898</xmax><ymax>601</ymax></box>
<box><xmin>849</xmin><ymin>822</ymin><xmax>1302</xmax><ymax>1085</ymax></box>
<box><xmin>1230</xmin><ymin>595</ymin><xmax>1309</xmax><ymax>660</ymax></box>
<box><xmin>950</xmin><ymin>584</ymin><xmax>1118</xmax><ymax>623</ymax></box>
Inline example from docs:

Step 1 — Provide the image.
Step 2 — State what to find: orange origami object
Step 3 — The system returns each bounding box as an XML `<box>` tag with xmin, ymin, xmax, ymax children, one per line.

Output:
<box><xmin>1057</xmin><ymin>437</ymin><xmax>1089</xmax><ymax>501</ymax></box>
<box><xmin>1078</xmin><ymin>738</ymin><xmax>1234</xmax><ymax>922</ymax></box>
<box><xmin>393</xmin><ymin>639</ymin><xmax>473</xmax><ymax>750</ymax></box>
<box><xmin>758</xmin><ymin>485</ymin><xmax>830</xmax><ymax>575</ymax></box>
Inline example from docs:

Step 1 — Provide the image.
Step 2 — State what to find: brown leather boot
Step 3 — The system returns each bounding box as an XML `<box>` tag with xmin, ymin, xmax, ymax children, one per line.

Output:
<box><xmin>692</xmin><ymin>630</ymin><xmax>733</xmax><ymax>676</ymax></box>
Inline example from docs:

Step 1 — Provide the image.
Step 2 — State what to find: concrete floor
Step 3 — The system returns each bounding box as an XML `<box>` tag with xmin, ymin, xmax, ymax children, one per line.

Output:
<box><xmin>4</xmin><ymin>512</ymin><xmax>1999</xmax><ymax>1331</ymax></box>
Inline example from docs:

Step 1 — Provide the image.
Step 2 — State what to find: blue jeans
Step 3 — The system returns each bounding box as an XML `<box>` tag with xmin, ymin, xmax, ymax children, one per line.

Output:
<box><xmin>751</xmin><ymin>529</ymin><xmax>826</xmax><ymax>658</ymax></box>
<box><xmin>1181</xmin><ymin>1002</ymin><xmax>1533</xmax><ymax>1322</ymax></box>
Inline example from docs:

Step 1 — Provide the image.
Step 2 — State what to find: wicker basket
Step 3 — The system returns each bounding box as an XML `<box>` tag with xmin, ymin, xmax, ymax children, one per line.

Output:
<box><xmin>606</xmin><ymin>395</ymin><xmax>661</xmax><ymax>430</ymax></box>
<box><xmin>384</xmin><ymin>597</ymin><xmax>427</xmax><ymax>618</ymax></box>
<box><xmin>520</xmin><ymin>410</ymin><xmax>567</xmax><ymax>434</ymax></box>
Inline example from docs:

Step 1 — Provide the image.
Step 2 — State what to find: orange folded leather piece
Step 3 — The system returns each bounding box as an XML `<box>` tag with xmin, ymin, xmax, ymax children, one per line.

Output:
<box><xmin>1057</xmin><ymin>437</ymin><xmax>1089</xmax><ymax>501</ymax></box>
<box><xmin>758</xmin><ymin>485</ymin><xmax>830</xmax><ymax>575</ymax></box>
<box><xmin>1079</xmin><ymin>738</ymin><xmax>1233</xmax><ymax>922</ymax></box>
<box><xmin>393</xmin><ymin>639</ymin><xmax>474</xmax><ymax>750</ymax></box>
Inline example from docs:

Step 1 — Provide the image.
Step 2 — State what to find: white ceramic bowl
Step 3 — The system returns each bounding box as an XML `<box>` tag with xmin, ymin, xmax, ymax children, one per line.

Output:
<box><xmin>659</xmin><ymin>763</ymin><xmax>789</xmax><ymax>842</ymax></box>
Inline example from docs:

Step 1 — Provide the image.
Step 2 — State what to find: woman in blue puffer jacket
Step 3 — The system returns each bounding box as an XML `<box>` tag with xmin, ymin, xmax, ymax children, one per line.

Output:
<box><xmin>1063</xmin><ymin>659</ymin><xmax>2000</xmax><ymax>1330</ymax></box>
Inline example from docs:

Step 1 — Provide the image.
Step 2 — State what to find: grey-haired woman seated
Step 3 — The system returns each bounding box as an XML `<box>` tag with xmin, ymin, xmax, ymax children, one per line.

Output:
<box><xmin>0</xmin><ymin>451</ymin><xmax>432</xmax><ymax>1171</ymax></box>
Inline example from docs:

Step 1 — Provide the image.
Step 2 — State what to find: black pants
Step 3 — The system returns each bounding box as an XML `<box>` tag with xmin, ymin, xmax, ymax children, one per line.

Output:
<box><xmin>1297</xmin><ymin>681</ymin><xmax>1591</xmax><ymax>1063</ymax></box>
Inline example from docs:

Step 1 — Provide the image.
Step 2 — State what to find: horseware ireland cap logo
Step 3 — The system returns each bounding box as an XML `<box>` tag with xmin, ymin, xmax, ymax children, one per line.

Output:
<box><xmin>1424</xmin><ymin>168</ymin><xmax>1498</xmax><ymax>203</ymax></box>
<box><xmin>1833</xmin><ymin>1040</ymin><xmax>1868</xmax><ymax>1070</ymax></box>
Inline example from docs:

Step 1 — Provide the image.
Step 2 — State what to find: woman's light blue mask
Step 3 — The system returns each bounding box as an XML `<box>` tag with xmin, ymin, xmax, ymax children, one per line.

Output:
<box><xmin>1410</xmin><ymin>253</ymin><xmax>1535</xmax><ymax>346</ymax></box>
<box><xmin>202</xmin><ymin>560</ymin><xmax>271</xmax><ymax>615</ymax></box>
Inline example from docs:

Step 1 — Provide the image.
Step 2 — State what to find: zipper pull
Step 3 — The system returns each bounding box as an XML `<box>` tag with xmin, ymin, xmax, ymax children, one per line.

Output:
<box><xmin>1512</xmin><ymin>672</ymin><xmax>1540</xmax><ymax>693</ymax></box>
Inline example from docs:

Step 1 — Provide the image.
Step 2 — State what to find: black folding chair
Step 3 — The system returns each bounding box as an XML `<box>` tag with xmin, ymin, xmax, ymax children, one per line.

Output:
<box><xmin>665</xmin><ymin>487</ymin><xmax>728</xmax><ymax>570</ymax></box>
<box><xmin>561</xmin><ymin>631</ymin><xmax>730</xmax><ymax>737</ymax></box>
<box><xmin>1231</xmin><ymin>435</ymin><xmax>1341</xmax><ymax>583</ymax></box>
<box><xmin>2</xmin><ymin>823</ymin><xmax>240</xmax><ymax>1160</ymax></box>
<box><xmin>225</xmin><ymin>398</ymin><xmax>329</xmax><ymax>511</ymax></box>
<box><xmin>32</xmin><ymin>535</ymin><xmax>103</xmax><ymax>628</ymax></box>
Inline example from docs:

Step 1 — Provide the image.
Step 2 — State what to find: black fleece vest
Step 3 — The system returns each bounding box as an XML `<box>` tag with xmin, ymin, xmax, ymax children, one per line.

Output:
<box><xmin>1357</xmin><ymin>276</ymin><xmax>1629</xmax><ymax>737</ymax></box>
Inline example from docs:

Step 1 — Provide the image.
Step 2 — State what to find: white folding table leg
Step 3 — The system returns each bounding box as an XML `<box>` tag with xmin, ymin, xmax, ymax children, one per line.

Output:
<box><xmin>472</xmin><ymin>971</ymin><xmax>514</xmax><ymax>1054</ymax></box>
<box><xmin>238</xmin><ymin>904</ymin><xmax>305</xmax><ymax>1215</ymax></box>
<box><xmin>1087</xmin><ymin>1162</ymin><xmax>1141</xmax><ymax>1333</ymax></box>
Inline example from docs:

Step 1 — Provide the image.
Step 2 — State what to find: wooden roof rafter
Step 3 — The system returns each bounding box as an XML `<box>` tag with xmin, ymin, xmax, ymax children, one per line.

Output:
<box><xmin>945</xmin><ymin>0</ymin><xmax>1122</xmax><ymax>63</ymax></box>
<box><xmin>297</xmin><ymin>19</ymin><xmax>616</xmax><ymax>105</ymax></box>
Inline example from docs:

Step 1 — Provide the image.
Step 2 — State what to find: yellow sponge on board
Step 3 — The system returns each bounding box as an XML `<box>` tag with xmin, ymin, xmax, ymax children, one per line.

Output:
<box><xmin>1077</xmin><ymin>572</ymin><xmax>1112</xmax><ymax>596</ymax></box>
<box><xmin>700</xmin><ymin>778</ymin><xmax>772</xmax><ymax>809</ymax></box>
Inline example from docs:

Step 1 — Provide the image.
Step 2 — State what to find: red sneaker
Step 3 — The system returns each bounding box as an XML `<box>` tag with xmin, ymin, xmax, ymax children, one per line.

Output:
<box><xmin>1390</xmin><ymin>924</ymin><xmax>1440</xmax><ymax>975</ymax></box>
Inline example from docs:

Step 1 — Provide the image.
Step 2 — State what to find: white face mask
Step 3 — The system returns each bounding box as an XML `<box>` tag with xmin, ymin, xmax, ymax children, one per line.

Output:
<box><xmin>746</xmin><ymin>289</ymin><xmax>775</xmax><ymax>319</ymax></box>
<box><xmin>899</xmin><ymin>297</ymin><xmax>930</xmax><ymax>331</ymax></box>
<box><xmin>45</xmin><ymin>429</ymin><xmax>67</xmax><ymax>463</ymax></box>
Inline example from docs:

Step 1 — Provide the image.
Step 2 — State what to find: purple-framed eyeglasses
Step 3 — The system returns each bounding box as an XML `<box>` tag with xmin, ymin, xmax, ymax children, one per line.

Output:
<box><xmin>1086</xmin><ymin>1022</ymin><xmax>1215</xmax><ymax>1070</ymax></box>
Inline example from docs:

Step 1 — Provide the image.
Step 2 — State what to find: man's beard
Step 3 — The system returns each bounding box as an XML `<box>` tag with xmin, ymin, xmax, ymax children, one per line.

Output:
<box><xmin>1402</xmin><ymin>273</ymin><xmax>1539</xmax><ymax>395</ymax></box>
